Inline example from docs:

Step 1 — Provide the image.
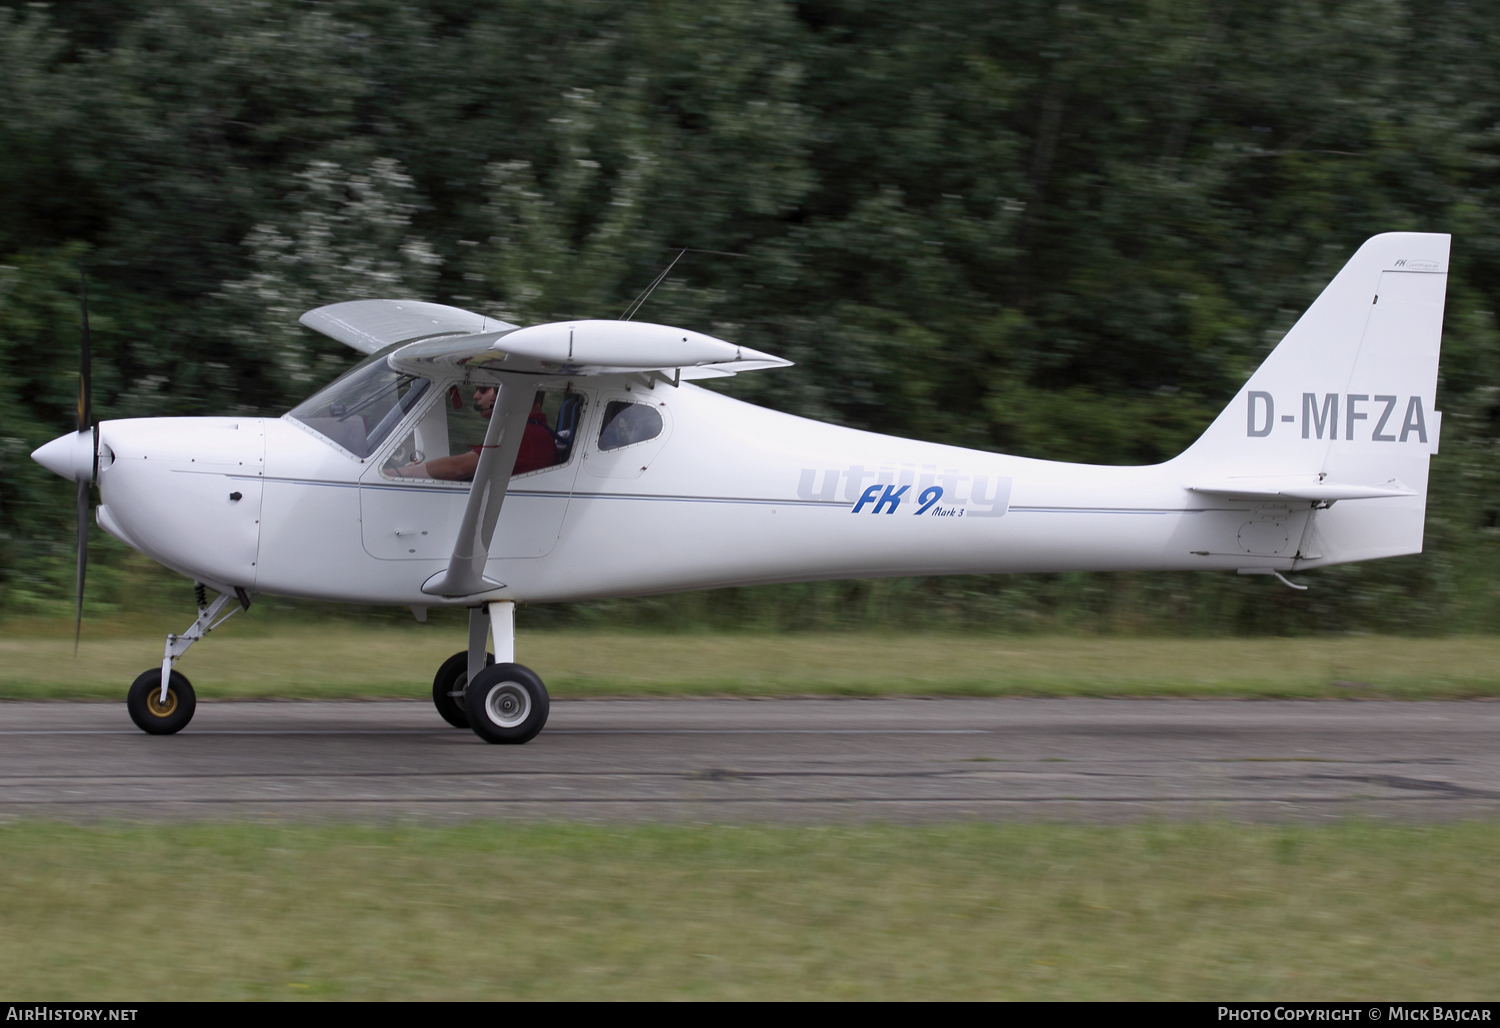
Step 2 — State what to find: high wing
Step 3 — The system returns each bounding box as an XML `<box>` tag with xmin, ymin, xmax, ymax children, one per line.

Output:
<box><xmin>389</xmin><ymin>318</ymin><xmax>790</xmax><ymax>379</ymax></box>
<box><xmin>300</xmin><ymin>300</ymin><xmax>792</xmax><ymax>379</ymax></box>
<box><xmin>299</xmin><ymin>299</ymin><xmax>518</xmax><ymax>354</ymax></box>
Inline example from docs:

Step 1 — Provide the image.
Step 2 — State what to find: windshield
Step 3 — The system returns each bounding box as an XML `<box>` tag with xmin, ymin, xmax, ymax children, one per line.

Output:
<box><xmin>287</xmin><ymin>352</ymin><xmax>430</xmax><ymax>459</ymax></box>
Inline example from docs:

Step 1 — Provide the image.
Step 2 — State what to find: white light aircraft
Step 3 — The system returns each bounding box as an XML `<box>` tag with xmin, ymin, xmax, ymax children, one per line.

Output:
<box><xmin>32</xmin><ymin>232</ymin><xmax>1449</xmax><ymax>742</ymax></box>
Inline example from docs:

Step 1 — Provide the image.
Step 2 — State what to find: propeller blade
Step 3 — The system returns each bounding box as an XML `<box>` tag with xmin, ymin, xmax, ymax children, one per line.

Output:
<box><xmin>78</xmin><ymin>272</ymin><xmax>91</xmax><ymax>437</ymax></box>
<box><xmin>74</xmin><ymin>478</ymin><xmax>88</xmax><ymax>654</ymax></box>
<box><xmin>74</xmin><ymin>270</ymin><xmax>92</xmax><ymax>654</ymax></box>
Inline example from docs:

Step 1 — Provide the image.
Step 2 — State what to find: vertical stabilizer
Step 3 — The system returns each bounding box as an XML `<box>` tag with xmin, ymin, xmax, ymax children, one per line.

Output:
<box><xmin>1178</xmin><ymin>232</ymin><xmax>1448</xmax><ymax>565</ymax></box>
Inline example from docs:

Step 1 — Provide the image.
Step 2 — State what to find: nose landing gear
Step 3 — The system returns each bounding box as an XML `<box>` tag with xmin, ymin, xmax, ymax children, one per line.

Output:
<box><xmin>125</xmin><ymin>584</ymin><xmax>249</xmax><ymax>735</ymax></box>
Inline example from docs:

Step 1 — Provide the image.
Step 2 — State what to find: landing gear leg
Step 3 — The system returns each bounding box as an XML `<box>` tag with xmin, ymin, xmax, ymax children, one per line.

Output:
<box><xmin>464</xmin><ymin>600</ymin><xmax>549</xmax><ymax>744</ymax></box>
<box><xmin>469</xmin><ymin>603</ymin><xmax>494</xmax><ymax>680</ymax></box>
<box><xmin>127</xmin><ymin>584</ymin><xmax>250</xmax><ymax>735</ymax></box>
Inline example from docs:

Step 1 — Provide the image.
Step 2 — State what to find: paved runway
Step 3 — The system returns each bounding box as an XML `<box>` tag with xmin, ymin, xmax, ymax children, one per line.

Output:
<box><xmin>2</xmin><ymin>698</ymin><xmax>1498</xmax><ymax>822</ymax></box>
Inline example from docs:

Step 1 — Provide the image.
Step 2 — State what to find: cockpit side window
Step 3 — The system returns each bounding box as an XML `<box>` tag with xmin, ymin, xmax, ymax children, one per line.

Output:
<box><xmin>380</xmin><ymin>385</ymin><xmax>588</xmax><ymax>482</ymax></box>
<box><xmin>597</xmin><ymin>400</ymin><xmax>663</xmax><ymax>451</ymax></box>
<box><xmin>287</xmin><ymin>354</ymin><xmax>429</xmax><ymax>459</ymax></box>
<box><xmin>544</xmin><ymin>389</ymin><xmax>587</xmax><ymax>466</ymax></box>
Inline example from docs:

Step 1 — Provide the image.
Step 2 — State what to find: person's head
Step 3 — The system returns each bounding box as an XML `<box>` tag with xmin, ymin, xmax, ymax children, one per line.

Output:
<box><xmin>472</xmin><ymin>386</ymin><xmax>497</xmax><ymax>418</ymax></box>
<box><xmin>532</xmin><ymin>390</ymin><xmax>546</xmax><ymax>411</ymax></box>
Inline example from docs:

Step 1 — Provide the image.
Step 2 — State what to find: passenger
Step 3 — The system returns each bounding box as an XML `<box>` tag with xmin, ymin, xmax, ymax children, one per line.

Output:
<box><xmin>512</xmin><ymin>392</ymin><xmax>557</xmax><ymax>476</ymax></box>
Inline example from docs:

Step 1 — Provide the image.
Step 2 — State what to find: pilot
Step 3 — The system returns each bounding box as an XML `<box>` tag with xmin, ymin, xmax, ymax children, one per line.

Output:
<box><xmin>392</xmin><ymin>387</ymin><xmax>555</xmax><ymax>481</ymax></box>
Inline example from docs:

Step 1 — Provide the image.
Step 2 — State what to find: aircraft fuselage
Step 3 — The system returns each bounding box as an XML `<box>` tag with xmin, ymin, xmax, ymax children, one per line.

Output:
<box><xmin>90</xmin><ymin>378</ymin><xmax>1393</xmax><ymax>608</ymax></box>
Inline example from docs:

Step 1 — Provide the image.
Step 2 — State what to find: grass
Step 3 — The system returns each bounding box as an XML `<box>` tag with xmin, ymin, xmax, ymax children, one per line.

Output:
<box><xmin>1</xmin><ymin>821</ymin><xmax>1497</xmax><ymax>1000</ymax></box>
<box><xmin>2</xmin><ymin>619</ymin><xmax>1499</xmax><ymax>700</ymax></box>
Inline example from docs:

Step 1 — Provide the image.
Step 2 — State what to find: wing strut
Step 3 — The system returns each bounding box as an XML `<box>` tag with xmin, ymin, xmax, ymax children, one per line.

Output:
<box><xmin>421</xmin><ymin>377</ymin><xmax>532</xmax><ymax>598</ymax></box>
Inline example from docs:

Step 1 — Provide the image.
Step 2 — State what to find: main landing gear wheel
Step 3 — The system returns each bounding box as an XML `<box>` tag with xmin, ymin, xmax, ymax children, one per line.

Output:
<box><xmin>431</xmin><ymin>650</ymin><xmax>493</xmax><ymax>728</ymax></box>
<box><xmin>464</xmin><ymin>663</ymin><xmax>549</xmax><ymax>744</ymax></box>
<box><xmin>127</xmin><ymin>669</ymin><xmax>197</xmax><ymax>735</ymax></box>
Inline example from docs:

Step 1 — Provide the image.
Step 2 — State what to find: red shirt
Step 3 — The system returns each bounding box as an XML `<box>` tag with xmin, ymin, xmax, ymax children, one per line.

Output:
<box><xmin>511</xmin><ymin>403</ymin><xmax>556</xmax><ymax>475</ymax></box>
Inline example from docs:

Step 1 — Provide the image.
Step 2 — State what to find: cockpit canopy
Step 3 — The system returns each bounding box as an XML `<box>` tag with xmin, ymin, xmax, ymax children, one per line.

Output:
<box><xmin>285</xmin><ymin>351</ymin><xmax>597</xmax><ymax>481</ymax></box>
<box><xmin>287</xmin><ymin>349</ymin><xmax>429</xmax><ymax>459</ymax></box>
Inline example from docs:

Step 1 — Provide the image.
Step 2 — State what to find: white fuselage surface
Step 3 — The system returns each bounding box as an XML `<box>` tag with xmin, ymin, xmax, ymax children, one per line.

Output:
<box><xmin>85</xmin><ymin>377</ymin><xmax>1387</xmax><ymax>607</ymax></box>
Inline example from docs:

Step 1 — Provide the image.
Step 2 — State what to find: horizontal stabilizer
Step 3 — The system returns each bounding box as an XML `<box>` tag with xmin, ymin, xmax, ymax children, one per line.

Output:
<box><xmin>300</xmin><ymin>300</ymin><xmax>517</xmax><ymax>355</ymax></box>
<box><xmin>1188</xmin><ymin>477</ymin><xmax>1414</xmax><ymax>502</ymax></box>
<box><xmin>390</xmin><ymin>318</ymin><xmax>792</xmax><ymax>378</ymax></box>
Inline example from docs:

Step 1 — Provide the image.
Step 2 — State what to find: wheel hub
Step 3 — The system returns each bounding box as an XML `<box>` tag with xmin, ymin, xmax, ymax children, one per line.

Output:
<box><xmin>145</xmin><ymin>689</ymin><xmax>178</xmax><ymax>718</ymax></box>
<box><xmin>484</xmin><ymin>682</ymin><xmax>531</xmax><ymax>728</ymax></box>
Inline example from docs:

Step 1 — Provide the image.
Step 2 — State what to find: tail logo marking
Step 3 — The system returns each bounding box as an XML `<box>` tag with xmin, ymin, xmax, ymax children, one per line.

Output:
<box><xmin>1302</xmin><ymin>393</ymin><xmax>1337</xmax><ymax>439</ymax></box>
<box><xmin>1247</xmin><ymin>391</ymin><xmax>1275</xmax><ymax>436</ymax></box>
<box><xmin>1249</xmin><ymin>393</ymin><xmax>1428</xmax><ymax>442</ymax></box>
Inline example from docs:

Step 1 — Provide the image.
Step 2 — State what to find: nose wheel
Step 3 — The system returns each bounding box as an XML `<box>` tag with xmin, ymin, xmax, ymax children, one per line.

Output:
<box><xmin>127</xmin><ymin>669</ymin><xmax>197</xmax><ymax>735</ymax></box>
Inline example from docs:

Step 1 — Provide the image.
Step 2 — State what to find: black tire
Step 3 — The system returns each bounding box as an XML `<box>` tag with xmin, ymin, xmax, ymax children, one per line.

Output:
<box><xmin>431</xmin><ymin>650</ymin><xmax>493</xmax><ymax>728</ymax></box>
<box><xmin>464</xmin><ymin>663</ymin><xmax>549</xmax><ymax>744</ymax></box>
<box><xmin>127</xmin><ymin>669</ymin><xmax>197</xmax><ymax>735</ymax></box>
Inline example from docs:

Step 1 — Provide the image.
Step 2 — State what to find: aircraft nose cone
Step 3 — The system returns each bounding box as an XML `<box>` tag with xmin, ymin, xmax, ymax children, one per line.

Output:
<box><xmin>31</xmin><ymin>430</ymin><xmax>94</xmax><ymax>483</ymax></box>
